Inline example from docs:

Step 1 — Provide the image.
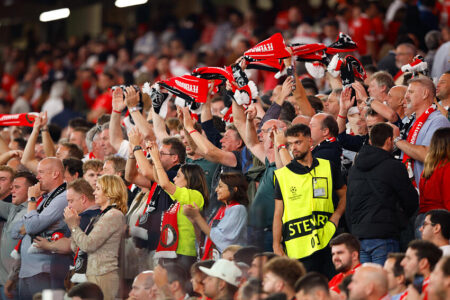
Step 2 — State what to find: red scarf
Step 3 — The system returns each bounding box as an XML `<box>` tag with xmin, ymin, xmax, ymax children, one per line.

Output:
<box><xmin>0</xmin><ymin>113</ymin><xmax>38</xmax><ymax>127</ymax></box>
<box><xmin>155</xmin><ymin>202</ymin><xmax>180</xmax><ymax>259</ymax></box>
<box><xmin>160</xmin><ymin>75</ymin><xmax>209</xmax><ymax>103</ymax></box>
<box><xmin>244</xmin><ymin>33</ymin><xmax>290</xmax><ymax>60</ymax></box>
<box><xmin>202</xmin><ymin>202</ymin><xmax>239</xmax><ymax>260</ymax></box>
<box><xmin>402</xmin><ymin>105</ymin><xmax>435</xmax><ymax>186</ymax></box>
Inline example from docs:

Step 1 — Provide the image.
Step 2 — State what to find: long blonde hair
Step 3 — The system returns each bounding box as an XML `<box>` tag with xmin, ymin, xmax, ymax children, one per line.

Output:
<box><xmin>97</xmin><ymin>174</ymin><xmax>128</xmax><ymax>214</ymax></box>
<box><xmin>422</xmin><ymin>128</ymin><xmax>450</xmax><ymax>179</ymax></box>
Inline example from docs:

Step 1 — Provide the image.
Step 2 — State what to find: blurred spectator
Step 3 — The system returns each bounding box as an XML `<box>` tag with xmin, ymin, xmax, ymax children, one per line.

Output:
<box><xmin>383</xmin><ymin>253</ymin><xmax>407</xmax><ymax>300</ymax></box>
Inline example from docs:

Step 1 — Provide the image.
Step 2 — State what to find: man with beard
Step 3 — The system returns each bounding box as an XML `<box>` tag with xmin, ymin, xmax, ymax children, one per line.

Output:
<box><xmin>328</xmin><ymin>233</ymin><xmax>362</xmax><ymax>293</ymax></box>
<box><xmin>273</xmin><ymin>124</ymin><xmax>346</xmax><ymax>278</ymax></box>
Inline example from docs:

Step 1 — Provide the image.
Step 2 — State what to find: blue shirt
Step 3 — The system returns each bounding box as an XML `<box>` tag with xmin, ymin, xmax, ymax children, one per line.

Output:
<box><xmin>11</xmin><ymin>187</ymin><xmax>68</xmax><ymax>278</ymax></box>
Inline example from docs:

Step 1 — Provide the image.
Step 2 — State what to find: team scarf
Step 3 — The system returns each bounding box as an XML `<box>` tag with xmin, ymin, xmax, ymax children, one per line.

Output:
<box><xmin>154</xmin><ymin>202</ymin><xmax>180</xmax><ymax>259</ymax></box>
<box><xmin>0</xmin><ymin>113</ymin><xmax>39</xmax><ymax>127</ymax></box>
<box><xmin>159</xmin><ymin>75</ymin><xmax>209</xmax><ymax>103</ymax></box>
<box><xmin>402</xmin><ymin>105</ymin><xmax>436</xmax><ymax>186</ymax></box>
<box><xmin>202</xmin><ymin>202</ymin><xmax>240</xmax><ymax>261</ymax></box>
<box><xmin>244</xmin><ymin>32</ymin><xmax>291</xmax><ymax>61</ymax></box>
<box><xmin>136</xmin><ymin>182</ymin><xmax>158</xmax><ymax>226</ymax></box>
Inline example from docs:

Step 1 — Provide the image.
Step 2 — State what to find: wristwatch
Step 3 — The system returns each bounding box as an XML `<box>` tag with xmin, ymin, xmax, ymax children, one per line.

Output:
<box><xmin>393</xmin><ymin>136</ymin><xmax>402</xmax><ymax>145</ymax></box>
<box><xmin>129</xmin><ymin>106</ymin><xmax>140</xmax><ymax>113</ymax></box>
<box><xmin>28</xmin><ymin>197</ymin><xmax>36</xmax><ymax>203</ymax></box>
<box><xmin>365</xmin><ymin>97</ymin><xmax>374</xmax><ymax>107</ymax></box>
<box><xmin>133</xmin><ymin>145</ymin><xmax>143</xmax><ymax>153</ymax></box>
<box><xmin>71</xmin><ymin>228</ymin><xmax>77</xmax><ymax>233</ymax></box>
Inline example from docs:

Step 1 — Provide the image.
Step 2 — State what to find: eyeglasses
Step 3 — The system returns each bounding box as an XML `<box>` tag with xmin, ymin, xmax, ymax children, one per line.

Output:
<box><xmin>422</xmin><ymin>221</ymin><xmax>436</xmax><ymax>228</ymax></box>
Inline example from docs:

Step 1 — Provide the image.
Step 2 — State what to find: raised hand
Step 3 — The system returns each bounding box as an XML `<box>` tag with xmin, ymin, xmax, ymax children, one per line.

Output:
<box><xmin>182</xmin><ymin>107</ymin><xmax>195</xmax><ymax>132</ymax></box>
<box><xmin>273</xmin><ymin>126</ymin><xmax>287</xmax><ymax>148</ymax></box>
<box><xmin>339</xmin><ymin>87</ymin><xmax>355</xmax><ymax>114</ymax></box>
<box><xmin>245</xmin><ymin>104</ymin><xmax>257</xmax><ymax>121</ymax></box>
<box><xmin>112</xmin><ymin>87</ymin><xmax>126</xmax><ymax>112</ymax></box>
<box><xmin>127</xmin><ymin>127</ymin><xmax>143</xmax><ymax>148</ymax></box>
<box><xmin>125</xmin><ymin>86</ymin><xmax>140</xmax><ymax>108</ymax></box>
<box><xmin>351</xmin><ymin>81</ymin><xmax>368</xmax><ymax>101</ymax></box>
<box><xmin>279</xmin><ymin>76</ymin><xmax>295</xmax><ymax>101</ymax></box>
<box><xmin>147</xmin><ymin>141</ymin><xmax>160</xmax><ymax>162</ymax></box>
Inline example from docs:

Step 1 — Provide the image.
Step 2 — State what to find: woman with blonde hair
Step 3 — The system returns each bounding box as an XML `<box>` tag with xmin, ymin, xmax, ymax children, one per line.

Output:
<box><xmin>64</xmin><ymin>174</ymin><xmax>127</xmax><ymax>300</ymax></box>
<box><xmin>415</xmin><ymin>127</ymin><xmax>450</xmax><ymax>236</ymax></box>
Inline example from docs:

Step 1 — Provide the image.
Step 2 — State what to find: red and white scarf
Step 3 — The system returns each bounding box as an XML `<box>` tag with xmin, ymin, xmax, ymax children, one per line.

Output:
<box><xmin>402</xmin><ymin>105</ymin><xmax>435</xmax><ymax>186</ymax></box>
<box><xmin>0</xmin><ymin>113</ymin><xmax>39</xmax><ymax>127</ymax></box>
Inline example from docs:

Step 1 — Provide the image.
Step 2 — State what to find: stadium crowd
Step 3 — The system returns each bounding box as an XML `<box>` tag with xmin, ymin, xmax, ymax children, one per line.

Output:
<box><xmin>0</xmin><ymin>1</ymin><xmax>450</xmax><ymax>300</ymax></box>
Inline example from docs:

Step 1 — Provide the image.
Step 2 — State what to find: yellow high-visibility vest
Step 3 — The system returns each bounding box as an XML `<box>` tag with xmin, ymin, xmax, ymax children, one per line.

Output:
<box><xmin>274</xmin><ymin>158</ymin><xmax>336</xmax><ymax>259</ymax></box>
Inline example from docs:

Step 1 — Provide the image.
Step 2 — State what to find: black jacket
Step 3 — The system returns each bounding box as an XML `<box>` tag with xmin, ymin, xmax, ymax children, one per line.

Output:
<box><xmin>346</xmin><ymin>145</ymin><xmax>418</xmax><ymax>239</ymax></box>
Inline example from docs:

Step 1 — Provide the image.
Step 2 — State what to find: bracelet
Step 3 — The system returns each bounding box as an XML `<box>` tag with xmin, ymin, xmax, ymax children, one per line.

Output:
<box><xmin>129</xmin><ymin>106</ymin><xmax>140</xmax><ymax>113</ymax></box>
<box><xmin>365</xmin><ymin>97</ymin><xmax>374</xmax><ymax>107</ymax></box>
<box><xmin>277</xmin><ymin>144</ymin><xmax>287</xmax><ymax>151</ymax></box>
<box><xmin>189</xmin><ymin>129</ymin><xmax>198</xmax><ymax>135</ymax></box>
<box><xmin>113</xmin><ymin>109</ymin><xmax>122</xmax><ymax>114</ymax></box>
<box><xmin>40</xmin><ymin>127</ymin><xmax>48</xmax><ymax>132</ymax></box>
<box><xmin>337</xmin><ymin>114</ymin><xmax>346</xmax><ymax>119</ymax></box>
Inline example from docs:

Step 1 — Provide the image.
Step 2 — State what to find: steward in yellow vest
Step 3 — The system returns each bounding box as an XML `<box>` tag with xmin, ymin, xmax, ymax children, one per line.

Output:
<box><xmin>273</xmin><ymin>124</ymin><xmax>347</xmax><ymax>278</ymax></box>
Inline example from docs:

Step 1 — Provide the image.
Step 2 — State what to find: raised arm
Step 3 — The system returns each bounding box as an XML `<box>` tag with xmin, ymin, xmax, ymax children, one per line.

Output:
<box><xmin>128</xmin><ymin>127</ymin><xmax>156</xmax><ymax>182</ymax></box>
<box><xmin>183</xmin><ymin>107</ymin><xmax>237</xmax><ymax>167</ymax></box>
<box><xmin>148</xmin><ymin>141</ymin><xmax>175</xmax><ymax>195</ymax></box>
<box><xmin>125</xmin><ymin>86</ymin><xmax>155</xmax><ymax>141</ymax></box>
<box><xmin>0</xmin><ymin>133</ymin><xmax>10</xmax><ymax>154</ymax></box>
<box><xmin>21</xmin><ymin>113</ymin><xmax>45</xmax><ymax>173</ymax></box>
<box><xmin>243</xmin><ymin>105</ymin><xmax>265</xmax><ymax>163</ymax></box>
<box><xmin>40</xmin><ymin>112</ymin><xmax>56</xmax><ymax>157</ymax></box>
<box><xmin>337</xmin><ymin>87</ymin><xmax>355</xmax><ymax>134</ymax></box>
<box><xmin>352</xmin><ymin>82</ymin><xmax>397</xmax><ymax>123</ymax></box>
<box><xmin>273</xmin><ymin>127</ymin><xmax>292</xmax><ymax>167</ymax></box>
<box><xmin>151</xmin><ymin>107</ymin><xmax>170</xmax><ymax>143</ymax></box>
<box><xmin>109</xmin><ymin>88</ymin><xmax>126</xmax><ymax>151</ymax></box>
<box><xmin>125</xmin><ymin>143</ymin><xmax>152</xmax><ymax>188</ymax></box>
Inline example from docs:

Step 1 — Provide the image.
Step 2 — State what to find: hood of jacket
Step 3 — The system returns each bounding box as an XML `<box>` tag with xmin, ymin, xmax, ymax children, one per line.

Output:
<box><xmin>354</xmin><ymin>144</ymin><xmax>393</xmax><ymax>171</ymax></box>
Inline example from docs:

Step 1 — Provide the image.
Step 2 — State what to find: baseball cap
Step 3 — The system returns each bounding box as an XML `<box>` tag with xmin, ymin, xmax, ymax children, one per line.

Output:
<box><xmin>199</xmin><ymin>259</ymin><xmax>242</xmax><ymax>287</ymax></box>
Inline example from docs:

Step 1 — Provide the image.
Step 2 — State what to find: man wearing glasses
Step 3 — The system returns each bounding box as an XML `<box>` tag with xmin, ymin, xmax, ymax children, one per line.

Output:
<box><xmin>420</xmin><ymin>210</ymin><xmax>450</xmax><ymax>257</ymax></box>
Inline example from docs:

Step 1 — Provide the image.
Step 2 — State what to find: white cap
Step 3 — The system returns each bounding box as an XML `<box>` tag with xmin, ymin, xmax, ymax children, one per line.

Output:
<box><xmin>199</xmin><ymin>259</ymin><xmax>242</xmax><ymax>287</ymax></box>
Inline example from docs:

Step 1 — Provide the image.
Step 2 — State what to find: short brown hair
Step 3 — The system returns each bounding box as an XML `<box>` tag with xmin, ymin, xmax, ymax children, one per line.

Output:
<box><xmin>83</xmin><ymin>159</ymin><xmax>103</xmax><ymax>174</ymax></box>
<box><xmin>104</xmin><ymin>155</ymin><xmax>126</xmax><ymax>176</ymax></box>
<box><xmin>162</xmin><ymin>137</ymin><xmax>186</xmax><ymax>164</ymax></box>
<box><xmin>67</xmin><ymin>178</ymin><xmax>95</xmax><ymax>201</ymax></box>
<box><xmin>371</xmin><ymin>71</ymin><xmax>394</xmax><ymax>93</ymax></box>
<box><xmin>330</xmin><ymin>233</ymin><xmax>361</xmax><ymax>253</ymax></box>
<box><xmin>263</xmin><ymin>257</ymin><xmax>306</xmax><ymax>290</ymax></box>
<box><xmin>60</xmin><ymin>142</ymin><xmax>84</xmax><ymax>160</ymax></box>
<box><xmin>0</xmin><ymin>165</ymin><xmax>15</xmax><ymax>182</ymax></box>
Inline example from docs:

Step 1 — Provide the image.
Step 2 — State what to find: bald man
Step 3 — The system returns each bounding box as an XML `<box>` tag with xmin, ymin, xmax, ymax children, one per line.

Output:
<box><xmin>129</xmin><ymin>271</ymin><xmax>155</xmax><ymax>300</ymax></box>
<box><xmin>387</xmin><ymin>86</ymin><xmax>407</xmax><ymax>120</ymax></box>
<box><xmin>11</xmin><ymin>157</ymin><xmax>69</xmax><ymax>299</ymax></box>
<box><xmin>348</xmin><ymin>264</ymin><xmax>389</xmax><ymax>300</ymax></box>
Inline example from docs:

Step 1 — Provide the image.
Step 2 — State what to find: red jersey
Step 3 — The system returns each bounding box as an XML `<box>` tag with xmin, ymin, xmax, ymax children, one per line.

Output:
<box><xmin>419</xmin><ymin>162</ymin><xmax>450</xmax><ymax>213</ymax></box>
<box><xmin>329</xmin><ymin>263</ymin><xmax>362</xmax><ymax>293</ymax></box>
<box><xmin>349</xmin><ymin>14</ymin><xmax>376</xmax><ymax>56</ymax></box>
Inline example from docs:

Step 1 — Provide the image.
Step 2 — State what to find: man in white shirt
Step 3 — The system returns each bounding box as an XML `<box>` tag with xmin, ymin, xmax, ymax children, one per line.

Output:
<box><xmin>420</xmin><ymin>210</ymin><xmax>450</xmax><ymax>256</ymax></box>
